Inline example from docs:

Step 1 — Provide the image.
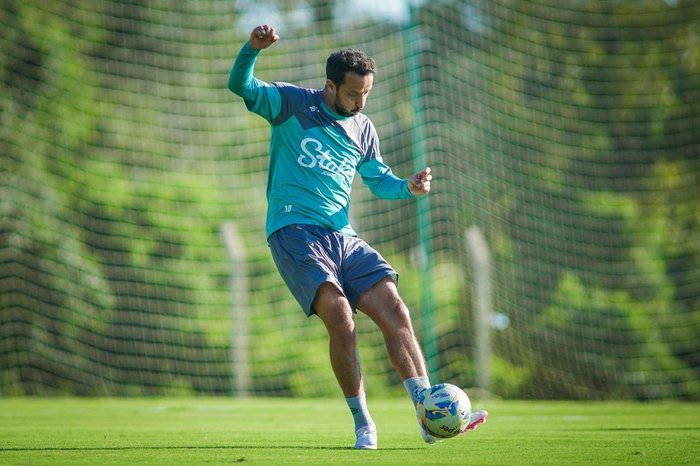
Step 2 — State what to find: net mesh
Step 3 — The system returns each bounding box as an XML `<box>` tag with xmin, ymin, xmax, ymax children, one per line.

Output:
<box><xmin>1</xmin><ymin>0</ymin><xmax>699</xmax><ymax>399</ymax></box>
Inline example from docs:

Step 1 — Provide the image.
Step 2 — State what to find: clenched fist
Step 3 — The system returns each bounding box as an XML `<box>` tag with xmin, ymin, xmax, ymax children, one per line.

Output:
<box><xmin>408</xmin><ymin>167</ymin><xmax>432</xmax><ymax>196</ymax></box>
<box><xmin>249</xmin><ymin>24</ymin><xmax>279</xmax><ymax>50</ymax></box>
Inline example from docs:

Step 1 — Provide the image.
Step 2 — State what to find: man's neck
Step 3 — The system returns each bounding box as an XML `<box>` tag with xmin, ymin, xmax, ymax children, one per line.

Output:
<box><xmin>321</xmin><ymin>86</ymin><xmax>334</xmax><ymax>111</ymax></box>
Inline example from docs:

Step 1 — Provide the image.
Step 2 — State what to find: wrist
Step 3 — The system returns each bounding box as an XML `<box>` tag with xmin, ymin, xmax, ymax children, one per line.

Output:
<box><xmin>405</xmin><ymin>180</ymin><xmax>416</xmax><ymax>197</ymax></box>
<box><xmin>244</xmin><ymin>41</ymin><xmax>263</xmax><ymax>53</ymax></box>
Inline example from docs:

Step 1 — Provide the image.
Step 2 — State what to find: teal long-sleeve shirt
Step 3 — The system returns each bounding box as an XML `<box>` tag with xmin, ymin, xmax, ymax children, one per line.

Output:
<box><xmin>228</xmin><ymin>41</ymin><xmax>413</xmax><ymax>238</ymax></box>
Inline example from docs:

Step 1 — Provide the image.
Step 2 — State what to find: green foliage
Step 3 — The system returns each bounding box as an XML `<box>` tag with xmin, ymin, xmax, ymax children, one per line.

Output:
<box><xmin>532</xmin><ymin>273</ymin><xmax>700</xmax><ymax>399</ymax></box>
<box><xmin>1</xmin><ymin>0</ymin><xmax>699</xmax><ymax>399</ymax></box>
<box><xmin>1</xmin><ymin>0</ymin><xmax>237</xmax><ymax>395</ymax></box>
<box><xmin>1</xmin><ymin>1</ymin><xmax>116</xmax><ymax>395</ymax></box>
<box><xmin>417</xmin><ymin>0</ymin><xmax>700</xmax><ymax>399</ymax></box>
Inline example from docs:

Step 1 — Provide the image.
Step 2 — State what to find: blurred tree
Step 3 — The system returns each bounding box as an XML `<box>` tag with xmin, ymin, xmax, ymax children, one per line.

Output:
<box><xmin>0</xmin><ymin>1</ymin><xmax>116</xmax><ymax>394</ymax></box>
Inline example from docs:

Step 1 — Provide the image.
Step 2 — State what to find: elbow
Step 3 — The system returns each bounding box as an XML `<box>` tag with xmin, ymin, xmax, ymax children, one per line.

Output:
<box><xmin>228</xmin><ymin>76</ymin><xmax>243</xmax><ymax>96</ymax></box>
<box><xmin>227</xmin><ymin>65</ymin><xmax>248</xmax><ymax>96</ymax></box>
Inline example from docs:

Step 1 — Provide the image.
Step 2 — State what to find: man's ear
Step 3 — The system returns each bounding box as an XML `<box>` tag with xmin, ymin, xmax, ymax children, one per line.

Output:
<box><xmin>325</xmin><ymin>79</ymin><xmax>336</xmax><ymax>94</ymax></box>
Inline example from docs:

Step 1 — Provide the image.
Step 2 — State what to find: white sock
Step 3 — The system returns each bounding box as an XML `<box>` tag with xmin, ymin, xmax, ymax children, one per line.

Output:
<box><xmin>403</xmin><ymin>375</ymin><xmax>431</xmax><ymax>406</ymax></box>
<box><xmin>346</xmin><ymin>393</ymin><xmax>374</xmax><ymax>432</ymax></box>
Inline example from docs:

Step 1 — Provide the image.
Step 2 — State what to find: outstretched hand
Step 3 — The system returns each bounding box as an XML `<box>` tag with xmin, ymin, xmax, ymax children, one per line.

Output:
<box><xmin>408</xmin><ymin>167</ymin><xmax>432</xmax><ymax>196</ymax></box>
<box><xmin>249</xmin><ymin>24</ymin><xmax>279</xmax><ymax>50</ymax></box>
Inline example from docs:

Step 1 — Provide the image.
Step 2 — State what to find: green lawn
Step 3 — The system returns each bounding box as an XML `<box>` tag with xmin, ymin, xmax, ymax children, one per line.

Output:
<box><xmin>0</xmin><ymin>398</ymin><xmax>698</xmax><ymax>465</ymax></box>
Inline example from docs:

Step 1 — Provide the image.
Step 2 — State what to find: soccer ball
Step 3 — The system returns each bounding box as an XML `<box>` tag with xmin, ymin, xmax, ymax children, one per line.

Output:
<box><xmin>416</xmin><ymin>383</ymin><xmax>472</xmax><ymax>439</ymax></box>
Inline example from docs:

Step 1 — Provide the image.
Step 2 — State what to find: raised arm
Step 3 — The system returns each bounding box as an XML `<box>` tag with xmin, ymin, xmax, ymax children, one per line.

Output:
<box><xmin>227</xmin><ymin>25</ymin><xmax>279</xmax><ymax>97</ymax></box>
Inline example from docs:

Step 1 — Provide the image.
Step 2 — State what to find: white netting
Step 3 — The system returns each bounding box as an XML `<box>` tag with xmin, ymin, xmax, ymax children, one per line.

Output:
<box><xmin>1</xmin><ymin>0</ymin><xmax>698</xmax><ymax>399</ymax></box>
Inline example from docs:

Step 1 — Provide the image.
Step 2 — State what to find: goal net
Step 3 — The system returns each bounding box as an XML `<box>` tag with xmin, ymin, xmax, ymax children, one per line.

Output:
<box><xmin>1</xmin><ymin>0</ymin><xmax>698</xmax><ymax>399</ymax></box>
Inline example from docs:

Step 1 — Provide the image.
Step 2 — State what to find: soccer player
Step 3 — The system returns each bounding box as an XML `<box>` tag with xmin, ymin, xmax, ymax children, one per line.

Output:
<box><xmin>228</xmin><ymin>24</ymin><xmax>487</xmax><ymax>449</ymax></box>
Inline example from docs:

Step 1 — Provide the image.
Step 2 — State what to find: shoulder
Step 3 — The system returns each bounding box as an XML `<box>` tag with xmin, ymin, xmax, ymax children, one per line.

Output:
<box><xmin>339</xmin><ymin>113</ymin><xmax>380</xmax><ymax>162</ymax></box>
<box><xmin>273</xmin><ymin>82</ymin><xmax>320</xmax><ymax>103</ymax></box>
<box><xmin>269</xmin><ymin>83</ymin><xmax>321</xmax><ymax>125</ymax></box>
<box><xmin>353</xmin><ymin>113</ymin><xmax>378</xmax><ymax>144</ymax></box>
<box><xmin>353</xmin><ymin>112</ymin><xmax>372</xmax><ymax>126</ymax></box>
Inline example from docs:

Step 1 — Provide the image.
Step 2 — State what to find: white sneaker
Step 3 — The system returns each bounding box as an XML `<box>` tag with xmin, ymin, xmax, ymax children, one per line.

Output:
<box><xmin>354</xmin><ymin>425</ymin><xmax>377</xmax><ymax>450</ymax></box>
<box><xmin>461</xmin><ymin>410</ymin><xmax>488</xmax><ymax>433</ymax></box>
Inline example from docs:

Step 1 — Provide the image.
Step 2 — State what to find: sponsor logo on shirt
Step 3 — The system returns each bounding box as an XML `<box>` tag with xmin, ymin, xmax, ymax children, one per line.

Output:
<box><xmin>297</xmin><ymin>137</ymin><xmax>354</xmax><ymax>177</ymax></box>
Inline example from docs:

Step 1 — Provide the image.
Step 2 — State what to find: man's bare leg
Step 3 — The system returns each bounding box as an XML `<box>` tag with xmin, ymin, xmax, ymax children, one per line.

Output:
<box><xmin>313</xmin><ymin>282</ymin><xmax>376</xmax><ymax>449</ymax></box>
<box><xmin>357</xmin><ymin>276</ymin><xmax>437</xmax><ymax>444</ymax></box>
<box><xmin>357</xmin><ymin>277</ymin><xmax>428</xmax><ymax>380</ymax></box>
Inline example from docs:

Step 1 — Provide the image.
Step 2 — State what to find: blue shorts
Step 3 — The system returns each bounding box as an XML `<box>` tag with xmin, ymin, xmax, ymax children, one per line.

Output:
<box><xmin>268</xmin><ymin>224</ymin><xmax>397</xmax><ymax>316</ymax></box>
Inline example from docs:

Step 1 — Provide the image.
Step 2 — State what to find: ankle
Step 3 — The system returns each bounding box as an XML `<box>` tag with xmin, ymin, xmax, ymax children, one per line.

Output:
<box><xmin>403</xmin><ymin>376</ymin><xmax>431</xmax><ymax>406</ymax></box>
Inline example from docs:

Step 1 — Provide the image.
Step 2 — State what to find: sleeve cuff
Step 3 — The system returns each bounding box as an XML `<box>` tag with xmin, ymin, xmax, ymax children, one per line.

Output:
<box><xmin>242</xmin><ymin>41</ymin><xmax>262</xmax><ymax>55</ymax></box>
<box><xmin>403</xmin><ymin>180</ymin><xmax>415</xmax><ymax>198</ymax></box>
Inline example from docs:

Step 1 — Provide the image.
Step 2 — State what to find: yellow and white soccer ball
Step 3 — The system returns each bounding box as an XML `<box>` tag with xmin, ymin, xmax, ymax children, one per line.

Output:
<box><xmin>416</xmin><ymin>383</ymin><xmax>472</xmax><ymax>439</ymax></box>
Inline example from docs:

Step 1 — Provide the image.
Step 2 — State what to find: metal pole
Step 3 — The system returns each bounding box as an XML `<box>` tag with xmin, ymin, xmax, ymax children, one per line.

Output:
<box><xmin>465</xmin><ymin>226</ymin><xmax>492</xmax><ymax>393</ymax></box>
<box><xmin>405</xmin><ymin>1</ymin><xmax>438</xmax><ymax>381</ymax></box>
<box><xmin>220</xmin><ymin>221</ymin><xmax>250</xmax><ymax>397</ymax></box>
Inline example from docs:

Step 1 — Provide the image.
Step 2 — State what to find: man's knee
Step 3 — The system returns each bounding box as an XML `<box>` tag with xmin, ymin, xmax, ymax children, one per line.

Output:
<box><xmin>313</xmin><ymin>282</ymin><xmax>345</xmax><ymax>311</ymax></box>
<box><xmin>313</xmin><ymin>282</ymin><xmax>355</xmax><ymax>334</ymax></box>
<box><xmin>359</xmin><ymin>279</ymin><xmax>414</xmax><ymax>331</ymax></box>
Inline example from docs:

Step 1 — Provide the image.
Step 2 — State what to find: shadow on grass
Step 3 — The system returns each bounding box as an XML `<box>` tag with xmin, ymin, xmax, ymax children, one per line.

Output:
<box><xmin>598</xmin><ymin>427</ymin><xmax>699</xmax><ymax>432</ymax></box>
<box><xmin>0</xmin><ymin>444</ymin><xmax>423</xmax><ymax>452</ymax></box>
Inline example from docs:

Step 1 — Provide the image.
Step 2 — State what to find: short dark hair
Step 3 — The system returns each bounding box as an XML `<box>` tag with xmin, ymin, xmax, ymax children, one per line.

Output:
<box><xmin>326</xmin><ymin>49</ymin><xmax>376</xmax><ymax>87</ymax></box>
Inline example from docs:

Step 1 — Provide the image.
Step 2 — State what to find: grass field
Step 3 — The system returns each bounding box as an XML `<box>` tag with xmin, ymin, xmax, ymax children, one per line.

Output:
<box><xmin>0</xmin><ymin>397</ymin><xmax>698</xmax><ymax>465</ymax></box>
